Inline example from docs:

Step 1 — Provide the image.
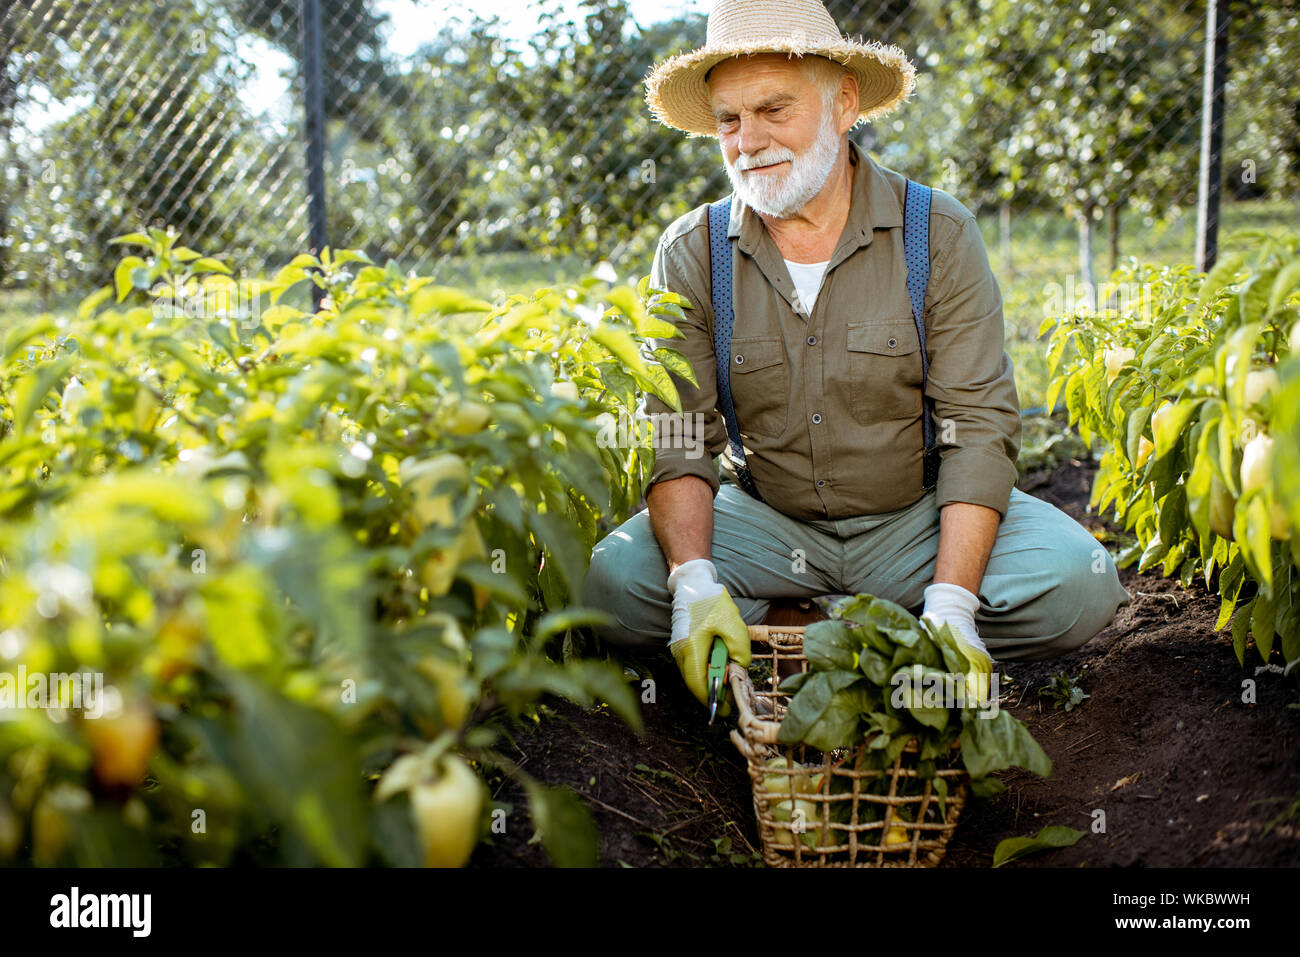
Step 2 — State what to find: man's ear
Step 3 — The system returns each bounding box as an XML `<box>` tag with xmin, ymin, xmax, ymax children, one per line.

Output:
<box><xmin>836</xmin><ymin>73</ymin><xmax>860</xmax><ymax>136</ymax></box>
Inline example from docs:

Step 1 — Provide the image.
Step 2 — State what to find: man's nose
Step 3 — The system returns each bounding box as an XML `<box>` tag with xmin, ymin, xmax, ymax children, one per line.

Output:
<box><xmin>735</xmin><ymin>117</ymin><xmax>769</xmax><ymax>158</ymax></box>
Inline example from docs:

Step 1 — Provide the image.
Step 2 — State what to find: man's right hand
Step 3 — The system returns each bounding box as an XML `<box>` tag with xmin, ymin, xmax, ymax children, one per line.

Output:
<box><xmin>666</xmin><ymin>558</ymin><xmax>752</xmax><ymax>706</ymax></box>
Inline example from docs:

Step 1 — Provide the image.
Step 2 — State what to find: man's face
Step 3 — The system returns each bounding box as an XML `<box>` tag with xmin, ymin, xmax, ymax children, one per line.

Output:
<box><xmin>708</xmin><ymin>54</ymin><xmax>852</xmax><ymax>219</ymax></box>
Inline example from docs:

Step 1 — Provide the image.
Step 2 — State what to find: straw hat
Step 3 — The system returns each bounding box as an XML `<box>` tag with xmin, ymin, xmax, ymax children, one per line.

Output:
<box><xmin>644</xmin><ymin>0</ymin><xmax>915</xmax><ymax>137</ymax></box>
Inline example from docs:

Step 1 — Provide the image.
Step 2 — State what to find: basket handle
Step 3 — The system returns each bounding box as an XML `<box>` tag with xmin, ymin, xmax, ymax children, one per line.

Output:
<box><xmin>727</xmin><ymin>660</ymin><xmax>782</xmax><ymax>745</ymax></box>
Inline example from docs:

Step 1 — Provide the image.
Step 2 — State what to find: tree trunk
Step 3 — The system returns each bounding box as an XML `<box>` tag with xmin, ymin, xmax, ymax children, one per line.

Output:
<box><xmin>999</xmin><ymin>201</ymin><xmax>1012</xmax><ymax>275</ymax></box>
<box><xmin>1109</xmin><ymin>204</ymin><xmax>1122</xmax><ymax>275</ymax></box>
<box><xmin>0</xmin><ymin>57</ymin><xmax>16</xmax><ymax>288</ymax></box>
<box><xmin>1077</xmin><ymin>209</ymin><xmax>1096</xmax><ymax>309</ymax></box>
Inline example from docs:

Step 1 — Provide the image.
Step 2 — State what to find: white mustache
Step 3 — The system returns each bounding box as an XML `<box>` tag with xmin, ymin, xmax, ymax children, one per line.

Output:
<box><xmin>737</xmin><ymin>151</ymin><xmax>794</xmax><ymax>171</ymax></box>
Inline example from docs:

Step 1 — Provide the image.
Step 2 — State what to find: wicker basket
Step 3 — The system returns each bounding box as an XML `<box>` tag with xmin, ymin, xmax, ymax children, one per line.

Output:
<box><xmin>730</xmin><ymin>624</ymin><xmax>968</xmax><ymax>868</ymax></box>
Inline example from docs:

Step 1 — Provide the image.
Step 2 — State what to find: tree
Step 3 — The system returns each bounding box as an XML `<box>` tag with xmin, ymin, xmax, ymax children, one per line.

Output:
<box><xmin>1</xmin><ymin>1</ymin><xmax>268</xmax><ymax>293</ymax></box>
<box><xmin>1223</xmin><ymin>0</ymin><xmax>1300</xmax><ymax>200</ymax></box>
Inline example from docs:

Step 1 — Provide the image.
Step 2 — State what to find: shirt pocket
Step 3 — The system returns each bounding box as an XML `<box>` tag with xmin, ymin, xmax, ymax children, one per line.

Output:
<box><xmin>847</xmin><ymin>318</ymin><xmax>925</xmax><ymax>423</ymax></box>
<box><xmin>728</xmin><ymin>336</ymin><xmax>789</xmax><ymax>439</ymax></box>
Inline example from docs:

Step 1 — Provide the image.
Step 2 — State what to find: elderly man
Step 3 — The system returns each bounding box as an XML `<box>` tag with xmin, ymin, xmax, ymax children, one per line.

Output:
<box><xmin>581</xmin><ymin>0</ymin><xmax>1130</xmax><ymax>707</ymax></box>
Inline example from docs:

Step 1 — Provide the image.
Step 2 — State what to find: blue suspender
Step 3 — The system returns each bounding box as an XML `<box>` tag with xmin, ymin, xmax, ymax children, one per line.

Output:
<box><xmin>903</xmin><ymin>180</ymin><xmax>942</xmax><ymax>491</ymax></box>
<box><xmin>708</xmin><ymin>197</ymin><xmax>763</xmax><ymax>501</ymax></box>
<box><xmin>707</xmin><ymin>180</ymin><xmax>939</xmax><ymax>502</ymax></box>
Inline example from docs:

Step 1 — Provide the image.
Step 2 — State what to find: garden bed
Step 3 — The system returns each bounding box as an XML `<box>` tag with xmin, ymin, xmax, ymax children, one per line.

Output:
<box><xmin>472</xmin><ymin>459</ymin><xmax>1300</xmax><ymax>867</ymax></box>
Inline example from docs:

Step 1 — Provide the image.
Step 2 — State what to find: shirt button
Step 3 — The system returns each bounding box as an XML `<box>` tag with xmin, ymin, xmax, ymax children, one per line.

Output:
<box><xmin>734</xmin><ymin>354</ymin><xmax>744</xmax><ymax>365</ymax></box>
<box><xmin>806</xmin><ymin>335</ymin><xmax>817</xmax><ymax>346</ymax></box>
<box><xmin>811</xmin><ymin>412</ymin><xmax>822</xmax><ymax>424</ymax></box>
<box><xmin>888</xmin><ymin>337</ymin><xmax>898</xmax><ymax>349</ymax></box>
<box><xmin>816</xmin><ymin>479</ymin><xmax>827</xmax><ymax>488</ymax></box>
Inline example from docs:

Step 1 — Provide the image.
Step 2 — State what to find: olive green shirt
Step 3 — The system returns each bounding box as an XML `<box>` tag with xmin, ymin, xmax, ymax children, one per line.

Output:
<box><xmin>643</xmin><ymin>140</ymin><xmax>1021</xmax><ymax>521</ymax></box>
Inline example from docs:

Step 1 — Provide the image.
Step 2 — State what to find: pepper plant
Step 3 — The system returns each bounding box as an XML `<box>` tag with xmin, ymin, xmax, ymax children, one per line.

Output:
<box><xmin>1043</xmin><ymin>230</ymin><xmax>1300</xmax><ymax>699</ymax></box>
<box><xmin>0</xmin><ymin>227</ymin><xmax>693</xmax><ymax>865</ymax></box>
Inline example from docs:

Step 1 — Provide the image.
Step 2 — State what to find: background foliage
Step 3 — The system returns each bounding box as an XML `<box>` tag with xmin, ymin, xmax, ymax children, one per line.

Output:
<box><xmin>3</xmin><ymin>0</ymin><xmax>1297</xmax><ymax>300</ymax></box>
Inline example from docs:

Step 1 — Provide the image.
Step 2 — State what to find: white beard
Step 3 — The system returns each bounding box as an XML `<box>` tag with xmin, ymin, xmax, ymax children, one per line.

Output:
<box><xmin>722</xmin><ymin>105</ymin><xmax>842</xmax><ymax>219</ymax></box>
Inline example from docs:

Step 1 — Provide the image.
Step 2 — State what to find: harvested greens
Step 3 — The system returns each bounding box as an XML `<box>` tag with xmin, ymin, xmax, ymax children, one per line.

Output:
<box><xmin>776</xmin><ymin>594</ymin><xmax>1052</xmax><ymax>797</ymax></box>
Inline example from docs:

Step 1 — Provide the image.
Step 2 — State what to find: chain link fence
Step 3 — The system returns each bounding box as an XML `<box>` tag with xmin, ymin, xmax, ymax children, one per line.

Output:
<box><xmin>2</xmin><ymin>0</ymin><xmax>1297</xmax><ymax>311</ymax></box>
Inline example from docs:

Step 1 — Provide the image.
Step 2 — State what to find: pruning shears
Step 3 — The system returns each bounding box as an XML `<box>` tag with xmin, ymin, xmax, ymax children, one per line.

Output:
<box><xmin>706</xmin><ymin>636</ymin><xmax>730</xmax><ymax>724</ymax></box>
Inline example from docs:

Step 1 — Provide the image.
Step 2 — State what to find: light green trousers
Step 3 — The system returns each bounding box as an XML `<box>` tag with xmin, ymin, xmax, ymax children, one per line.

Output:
<box><xmin>581</xmin><ymin>481</ymin><xmax>1131</xmax><ymax>662</ymax></box>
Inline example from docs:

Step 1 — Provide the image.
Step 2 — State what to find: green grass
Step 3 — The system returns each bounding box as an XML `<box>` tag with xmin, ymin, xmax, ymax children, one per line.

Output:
<box><xmin>420</xmin><ymin>250</ymin><xmax>600</xmax><ymax>303</ymax></box>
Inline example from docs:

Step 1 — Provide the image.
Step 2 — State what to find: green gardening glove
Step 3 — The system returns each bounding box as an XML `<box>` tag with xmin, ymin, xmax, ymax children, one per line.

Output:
<box><xmin>667</xmin><ymin>559</ymin><xmax>752</xmax><ymax>707</ymax></box>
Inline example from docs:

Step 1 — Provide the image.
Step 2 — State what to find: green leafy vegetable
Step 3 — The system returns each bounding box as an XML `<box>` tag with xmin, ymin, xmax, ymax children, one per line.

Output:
<box><xmin>992</xmin><ymin>825</ymin><xmax>1085</xmax><ymax>867</ymax></box>
<box><xmin>774</xmin><ymin>594</ymin><xmax>1053</xmax><ymax>796</ymax></box>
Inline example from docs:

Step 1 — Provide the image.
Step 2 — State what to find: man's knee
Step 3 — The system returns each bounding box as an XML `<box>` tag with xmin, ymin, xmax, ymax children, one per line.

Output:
<box><xmin>1037</xmin><ymin>539</ymin><xmax>1131</xmax><ymax>657</ymax></box>
<box><xmin>581</xmin><ymin>518</ymin><xmax>669</xmax><ymax>648</ymax></box>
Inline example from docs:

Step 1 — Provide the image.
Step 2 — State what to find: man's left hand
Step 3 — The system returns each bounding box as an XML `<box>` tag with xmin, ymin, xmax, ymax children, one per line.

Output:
<box><xmin>921</xmin><ymin>582</ymin><xmax>993</xmax><ymax>703</ymax></box>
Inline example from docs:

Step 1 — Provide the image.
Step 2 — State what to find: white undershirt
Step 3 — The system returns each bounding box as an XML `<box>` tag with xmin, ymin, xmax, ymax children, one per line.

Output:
<box><xmin>784</xmin><ymin>258</ymin><xmax>831</xmax><ymax>315</ymax></box>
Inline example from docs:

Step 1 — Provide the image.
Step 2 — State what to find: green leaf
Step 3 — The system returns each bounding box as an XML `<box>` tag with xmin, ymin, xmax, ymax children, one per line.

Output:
<box><xmin>1153</xmin><ymin>398</ymin><xmax>1203</xmax><ymax>457</ymax></box>
<box><xmin>1158</xmin><ymin>485</ymin><xmax>1187</xmax><ymax>550</ymax></box>
<box><xmin>857</xmin><ymin>647</ymin><xmax>893</xmax><ymax>686</ymax></box>
<box><xmin>1045</xmin><ymin>372</ymin><xmax>1067</xmax><ymax>416</ymax></box>
<box><xmin>533</xmin><ymin>608</ymin><xmax>615</xmax><ymax>645</ymax></box>
<box><xmin>1198</xmin><ymin>252</ymin><xmax>1246</xmax><ymax>309</ymax></box>
<box><xmin>2</xmin><ymin>316</ymin><xmax>55</xmax><ymax>364</ymax></box>
<box><xmin>12</xmin><ymin>355</ymin><xmax>76</xmax><ymax>434</ymax></box>
<box><xmin>892</xmin><ymin>665</ymin><xmax>950</xmax><ymax>730</ymax></box>
<box><xmin>523</xmin><ymin>782</ymin><xmax>598</xmax><ymax>868</ymax></box>
<box><xmin>591</xmin><ymin>324</ymin><xmax>680</xmax><ymax>410</ymax></box>
<box><xmin>108</xmin><ymin>231</ymin><xmax>152</xmax><ymax>247</ymax></box>
<box><xmin>191</xmin><ymin>257</ymin><xmax>232</xmax><ymax>275</ymax></box>
<box><xmin>369</xmin><ymin>795</ymin><xmax>424</xmax><ymax>868</ymax></box>
<box><xmin>526</xmin><ymin>509</ymin><xmax>588</xmax><ymax>598</ymax></box>
<box><xmin>777</xmin><ymin>670</ymin><xmax>811</xmax><ymax>695</ymax></box>
<box><xmin>847</xmin><ymin>597</ymin><xmax>922</xmax><ymax>650</ymax></box>
<box><xmin>1253</xmin><ymin>585</ymin><xmax>1277</xmax><ymax>661</ymax></box>
<box><xmin>651</xmin><ymin>346</ymin><xmax>698</xmax><ymax>387</ymax></box>
<box><xmin>1125</xmin><ymin>403</ymin><xmax>1151</xmax><ymax>466</ymax></box>
<box><xmin>641</xmin><ymin>316</ymin><xmax>684</xmax><ymax>341</ymax></box>
<box><xmin>1216</xmin><ymin>571</ymin><xmax>1245</xmax><ymax>632</ymax></box>
<box><xmin>222</xmin><ymin>671</ymin><xmax>367</xmax><ymax>867</ymax></box>
<box><xmin>960</xmin><ymin>709</ymin><xmax>1052</xmax><ymax>782</ymax></box>
<box><xmin>571</xmin><ymin>661</ymin><xmax>644</xmax><ymax>734</ymax></box>
<box><xmin>800</xmin><ymin>686</ymin><xmax>865</xmax><ymax>751</ymax></box>
<box><xmin>1240</xmin><ymin>267</ymin><xmax>1279</xmax><ymax>325</ymax></box>
<box><xmin>76</xmin><ymin>286</ymin><xmax>113</xmax><ymax>322</ymax></box>
<box><xmin>1232</xmin><ymin>598</ymin><xmax>1255</xmax><ymax>667</ymax></box>
<box><xmin>596</xmin><ymin>362</ymin><xmax>637</xmax><ymax>410</ymax></box>
<box><xmin>635</xmin><ymin>360</ymin><xmax>682</xmax><ymax>413</ymax></box>
<box><xmin>1137</xmin><ymin>534</ymin><xmax>1169</xmax><ymax>573</ymax></box>
<box><xmin>925</xmin><ymin>620</ymin><xmax>975</xmax><ymax>676</ymax></box>
<box><xmin>113</xmin><ymin>256</ymin><xmax>147</xmax><ymax>302</ymax></box>
<box><xmin>776</xmin><ymin>671</ymin><xmax>858</xmax><ymax>745</ymax></box>
<box><xmin>803</xmin><ymin>619</ymin><xmax>860</xmax><ymax>671</ymax></box>
<box><xmin>1186</xmin><ymin>443</ymin><xmax>1214</xmax><ymax>546</ymax></box>
<box><xmin>1267</xmin><ymin>259</ymin><xmax>1300</xmax><ymax>317</ymax></box>
<box><xmin>410</xmin><ymin>285</ymin><xmax>493</xmax><ymax>316</ymax></box>
<box><xmin>993</xmin><ymin>826</ymin><xmax>1085</xmax><ymax>868</ymax></box>
<box><xmin>470</xmin><ymin>626</ymin><xmax>516</xmax><ymax>681</ymax></box>
<box><xmin>1246</xmin><ymin>495</ymin><xmax>1273</xmax><ymax>589</ymax></box>
<box><xmin>604</xmin><ymin>286</ymin><xmax>646</xmax><ymax>327</ymax></box>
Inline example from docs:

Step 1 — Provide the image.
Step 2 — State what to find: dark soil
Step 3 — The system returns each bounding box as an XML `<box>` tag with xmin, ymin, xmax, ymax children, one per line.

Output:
<box><xmin>471</xmin><ymin>459</ymin><xmax>1300</xmax><ymax>868</ymax></box>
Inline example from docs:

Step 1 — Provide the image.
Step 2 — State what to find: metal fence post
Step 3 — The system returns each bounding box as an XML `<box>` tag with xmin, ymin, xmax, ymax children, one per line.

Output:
<box><xmin>300</xmin><ymin>0</ymin><xmax>328</xmax><ymax>309</ymax></box>
<box><xmin>1195</xmin><ymin>0</ymin><xmax>1229</xmax><ymax>273</ymax></box>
